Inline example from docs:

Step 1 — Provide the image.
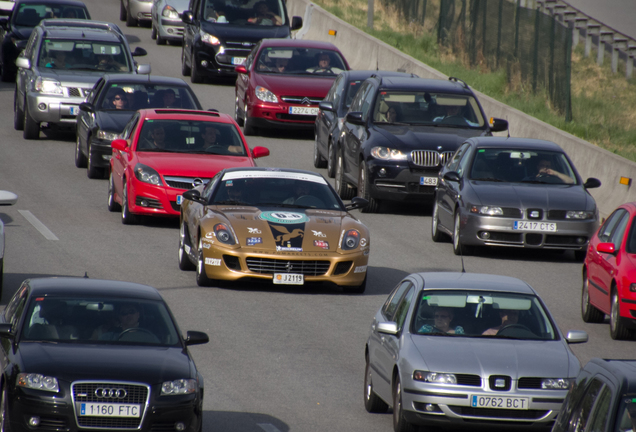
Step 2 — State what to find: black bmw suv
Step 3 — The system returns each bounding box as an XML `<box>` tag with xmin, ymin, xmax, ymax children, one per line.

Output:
<box><xmin>335</xmin><ymin>75</ymin><xmax>509</xmax><ymax>213</ymax></box>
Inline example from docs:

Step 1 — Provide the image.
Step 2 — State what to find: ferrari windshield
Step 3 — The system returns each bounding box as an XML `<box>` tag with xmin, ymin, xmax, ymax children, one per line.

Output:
<box><xmin>469</xmin><ymin>149</ymin><xmax>577</xmax><ymax>184</ymax></box>
<box><xmin>211</xmin><ymin>171</ymin><xmax>343</xmax><ymax>210</ymax></box>
<box><xmin>21</xmin><ymin>297</ymin><xmax>181</xmax><ymax>346</ymax></box>
<box><xmin>411</xmin><ymin>290</ymin><xmax>557</xmax><ymax>340</ymax></box>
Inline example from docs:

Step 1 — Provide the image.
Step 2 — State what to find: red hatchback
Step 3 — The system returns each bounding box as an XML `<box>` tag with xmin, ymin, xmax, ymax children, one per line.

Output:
<box><xmin>582</xmin><ymin>202</ymin><xmax>636</xmax><ymax>339</ymax></box>
<box><xmin>108</xmin><ymin>109</ymin><xmax>269</xmax><ymax>224</ymax></box>
<box><xmin>234</xmin><ymin>38</ymin><xmax>349</xmax><ymax>136</ymax></box>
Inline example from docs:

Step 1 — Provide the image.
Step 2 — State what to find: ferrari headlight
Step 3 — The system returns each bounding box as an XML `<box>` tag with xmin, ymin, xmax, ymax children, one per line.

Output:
<box><xmin>413</xmin><ymin>371</ymin><xmax>457</xmax><ymax>384</ymax></box>
<box><xmin>341</xmin><ymin>229</ymin><xmax>360</xmax><ymax>250</ymax></box>
<box><xmin>97</xmin><ymin>130</ymin><xmax>119</xmax><ymax>141</ymax></box>
<box><xmin>370</xmin><ymin>146</ymin><xmax>407</xmax><ymax>161</ymax></box>
<box><xmin>34</xmin><ymin>77</ymin><xmax>63</xmax><ymax>95</ymax></box>
<box><xmin>134</xmin><ymin>163</ymin><xmax>162</xmax><ymax>185</ymax></box>
<box><xmin>162</xmin><ymin>5</ymin><xmax>179</xmax><ymax>18</ymax></box>
<box><xmin>541</xmin><ymin>378</ymin><xmax>572</xmax><ymax>390</ymax></box>
<box><xmin>255</xmin><ymin>86</ymin><xmax>278</xmax><ymax>103</ymax></box>
<box><xmin>566</xmin><ymin>211</ymin><xmax>594</xmax><ymax>220</ymax></box>
<box><xmin>470</xmin><ymin>206</ymin><xmax>503</xmax><ymax>216</ymax></box>
<box><xmin>214</xmin><ymin>223</ymin><xmax>235</xmax><ymax>245</ymax></box>
<box><xmin>161</xmin><ymin>379</ymin><xmax>196</xmax><ymax>395</ymax></box>
<box><xmin>200</xmin><ymin>30</ymin><xmax>220</xmax><ymax>45</ymax></box>
<box><xmin>17</xmin><ymin>373</ymin><xmax>59</xmax><ymax>392</ymax></box>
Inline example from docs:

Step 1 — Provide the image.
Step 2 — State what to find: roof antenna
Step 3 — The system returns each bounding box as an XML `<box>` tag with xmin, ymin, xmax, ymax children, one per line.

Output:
<box><xmin>83</xmin><ymin>272</ymin><xmax>89</xmax><ymax>278</ymax></box>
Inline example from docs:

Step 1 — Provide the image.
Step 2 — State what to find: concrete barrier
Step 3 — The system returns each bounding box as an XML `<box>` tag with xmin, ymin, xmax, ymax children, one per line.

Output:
<box><xmin>288</xmin><ymin>0</ymin><xmax>636</xmax><ymax>219</ymax></box>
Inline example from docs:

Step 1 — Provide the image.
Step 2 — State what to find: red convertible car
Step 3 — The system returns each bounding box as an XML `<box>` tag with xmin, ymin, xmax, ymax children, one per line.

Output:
<box><xmin>234</xmin><ymin>38</ymin><xmax>349</xmax><ymax>136</ymax></box>
<box><xmin>582</xmin><ymin>202</ymin><xmax>636</xmax><ymax>339</ymax></box>
<box><xmin>108</xmin><ymin>109</ymin><xmax>269</xmax><ymax>224</ymax></box>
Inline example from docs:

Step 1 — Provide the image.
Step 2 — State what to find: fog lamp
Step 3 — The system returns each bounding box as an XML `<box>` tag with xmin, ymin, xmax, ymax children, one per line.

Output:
<box><xmin>576</xmin><ymin>237</ymin><xmax>587</xmax><ymax>244</ymax></box>
<box><xmin>378</xmin><ymin>168</ymin><xmax>386</xmax><ymax>176</ymax></box>
<box><xmin>630</xmin><ymin>284</ymin><xmax>636</xmax><ymax>292</ymax></box>
<box><xmin>201</xmin><ymin>60</ymin><xmax>208</xmax><ymax>67</ymax></box>
<box><xmin>38</xmin><ymin>103</ymin><xmax>47</xmax><ymax>111</ymax></box>
<box><xmin>480</xmin><ymin>232</ymin><xmax>490</xmax><ymax>239</ymax></box>
<box><xmin>175</xmin><ymin>422</ymin><xmax>186</xmax><ymax>431</ymax></box>
<box><xmin>140</xmin><ymin>200</ymin><xmax>149</xmax><ymax>207</ymax></box>
<box><xmin>168</xmin><ymin>28</ymin><xmax>174</xmax><ymax>34</ymax></box>
<box><xmin>29</xmin><ymin>417</ymin><xmax>40</xmax><ymax>426</ymax></box>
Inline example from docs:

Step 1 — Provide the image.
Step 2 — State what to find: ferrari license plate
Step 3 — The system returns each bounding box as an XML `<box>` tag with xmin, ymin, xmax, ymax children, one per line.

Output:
<box><xmin>513</xmin><ymin>221</ymin><xmax>557</xmax><ymax>232</ymax></box>
<box><xmin>273</xmin><ymin>273</ymin><xmax>304</xmax><ymax>285</ymax></box>
<box><xmin>232</xmin><ymin>57</ymin><xmax>246</xmax><ymax>65</ymax></box>
<box><xmin>471</xmin><ymin>395</ymin><xmax>529</xmax><ymax>410</ymax></box>
<box><xmin>80</xmin><ymin>403</ymin><xmax>140</xmax><ymax>417</ymax></box>
<box><xmin>289</xmin><ymin>106</ymin><xmax>319</xmax><ymax>116</ymax></box>
<box><xmin>420</xmin><ymin>176</ymin><xmax>438</xmax><ymax>186</ymax></box>
<box><xmin>69</xmin><ymin>106</ymin><xmax>80</xmax><ymax>115</ymax></box>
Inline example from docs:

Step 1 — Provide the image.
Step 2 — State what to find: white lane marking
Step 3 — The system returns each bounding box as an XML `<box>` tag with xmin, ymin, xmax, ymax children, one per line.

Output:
<box><xmin>258</xmin><ymin>424</ymin><xmax>282</xmax><ymax>432</ymax></box>
<box><xmin>18</xmin><ymin>210</ymin><xmax>59</xmax><ymax>241</ymax></box>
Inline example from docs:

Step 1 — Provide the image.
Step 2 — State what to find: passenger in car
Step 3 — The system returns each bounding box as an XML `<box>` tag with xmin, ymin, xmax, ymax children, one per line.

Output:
<box><xmin>419</xmin><ymin>307</ymin><xmax>464</xmax><ymax>334</ymax></box>
<box><xmin>247</xmin><ymin>1</ymin><xmax>281</xmax><ymax>25</ymax></box>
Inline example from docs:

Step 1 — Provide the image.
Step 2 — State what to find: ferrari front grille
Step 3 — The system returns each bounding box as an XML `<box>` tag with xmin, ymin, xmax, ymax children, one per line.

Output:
<box><xmin>246</xmin><ymin>257</ymin><xmax>330</xmax><ymax>276</ymax></box>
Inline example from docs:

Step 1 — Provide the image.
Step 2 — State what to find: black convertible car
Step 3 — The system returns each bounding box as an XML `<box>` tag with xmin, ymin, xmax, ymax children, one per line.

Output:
<box><xmin>0</xmin><ymin>277</ymin><xmax>209</xmax><ymax>432</ymax></box>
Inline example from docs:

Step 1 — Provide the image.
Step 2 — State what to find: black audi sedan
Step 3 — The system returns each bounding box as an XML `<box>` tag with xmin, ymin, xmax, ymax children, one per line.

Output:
<box><xmin>0</xmin><ymin>277</ymin><xmax>209</xmax><ymax>432</ymax></box>
<box><xmin>335</xmin><ymin>75</ymin><xmax>508</xmax><ymax>213</ymax></box>
<box><xmin>75</xmin><ymin>74</ymin><xmax>202</xmax><ymax>179</ymax></box>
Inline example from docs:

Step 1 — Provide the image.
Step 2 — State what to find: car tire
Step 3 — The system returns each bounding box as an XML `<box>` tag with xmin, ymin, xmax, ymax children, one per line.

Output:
<box><xmin>453</xmin><ymin>210</ymin><xmax>473</xmax><ymax>256</ymax></box>
<box><xmin>121</xmin><ymin>179</ymin><xmax>139</xmax><ymax>225</ymax></box>
<box><xmin>107</xmin><ymin>172</ymin><xmax>121</xmax><ymax>212</ymax></box>
<box><xmin>234</xmin><ymin>94</ymin><xmax>244</xmax><ymax>126</ymax></box>
<box><xmin>75</xmin><ymin>135</ymin><xmax>88</xmax><ymax>168</ymax></box>
<box><xmin>392</xmin><ymin>377</ymin><xmax>417</xmax><ymax>432</ymax></box>
<box><xmin>23</xmin><ymin>104</ymin><xmax>40</xmax><ymax>140</ymax></box>
<box><xmin>243</xmin><ymin>102</ymin><xmax>257</xmax><ymax>136</ymax></box>
<box><xmin>313</xmin><ymin>134</ymin><xmax>327</xmax><ymax>168</ymax></box>
<box><xmin>87</xmin><ymin>141</ymin><xmax>106</xmax><ymax>179</ymax></box>
<box><xmin>181</xmin><ymin>46</ymin><xmax>191</xmax><ymax>76</ymax></box>
<box><xmin>119</xmin><ymin>0</ymin><xmax>127</xmax><ymax>20</ymax></box>
<box><xmin>126</xmin><ymin>6</ymin><xmax>138</xmax><ymax>27</ymax></box>
<box><xmin>364</xmin><ymin>355</ymin><xmax>388</xmax><ymax>413</ymax></box>
<box><xmin>574</xmin><ymin>249</ymin><xmax>586</xmax><ymax>262</ymax></box>
<box><xmin>610</xmin><ymin>287</ymin><xmax>632</xmax><ymax>340</ymax></box>
<box><xmin>0</xmin><ymin>384</ymin><xmax>10</xmax><ymax>432</ymax></box>
<box><xmin>190</xmin><ymin>52</ymin><xmax>203</xmax><ymax>83</ymax></box>
<box><xmin>0</xmin><ymin>258</ymin><xmax>4</xmax><ymax>301</ymax></box>
<box><xmin>196</xmin><ymin>237</ymin><xmax>215</xmax><ymax>286</ymax></box>
<box><xmin>431</xmin><ymin>199</ymin><xmax>447</xmax><ymax>242</ymax></box>
<box><xmin>178</xmin><ymin>222</ymin><xmax>196</xmax><ymax>271</ymax></box>
<box><xmin>326</xmin><ymin>140</ymin><xmax>336</xmax><ymax>178</ymax></box>
<box><xmin>342</xmin><ymin>275</ymin><xmax>366</xmax><ymax>294</ymax></box>
<box><xmin>335</xmin><ymin>151</ymin><xmax>355</xmax><ymax>200</ymax></box>
<box><xmin>156</xmin><ymin>30</ymin><xmax>166</xmax><ymax>45</ymax></box>
<box><xmin>581</xmin><ymin>270</ymin><xmax>604</xmax><ymax>323</ymax></box>
<box><xmin>151</xmin><ymin>23</ymin><xmax>157</xmax><ymax>39</ymax></box>
<box><xmin>358</xmin><ymin>161</ymin><xmax>380</xmax><ymax>213</ymax></box>
<box><xmin>14</xmin><ymin>90</ymin><xmax>24</xmax><ymax>131</ymax></box>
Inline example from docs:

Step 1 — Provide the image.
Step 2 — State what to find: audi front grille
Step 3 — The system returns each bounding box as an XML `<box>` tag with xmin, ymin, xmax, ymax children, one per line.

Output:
<box><xmin>71</xmin><ymin>381</ymin><xmax>150</xmax><ymax>429</ymax></box>
<box><xmin>246</xmin><ymin>257</ymin><xmax>330</xmax><ymax>276</ymax></box>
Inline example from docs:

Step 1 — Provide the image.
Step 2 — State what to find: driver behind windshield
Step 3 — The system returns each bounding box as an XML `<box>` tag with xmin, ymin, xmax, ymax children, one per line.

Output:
<box><xmin>306</xmin><ymin>52</ymin><xmax>343</xmax><ymax>74</ymax></box>
<box><xmin>92</xmin><ymin>303</ymin><xmax>141</xmax><ymax>340</ymax></box>
<box><xmin>200</xmin><ymin>124</ymin><xmax>242</xmax><ymax>154</ymax></box>
<box><xmin>482</xmin><ymin>309</ymin><xmax>519</xmax><ymax>335</ymax></box>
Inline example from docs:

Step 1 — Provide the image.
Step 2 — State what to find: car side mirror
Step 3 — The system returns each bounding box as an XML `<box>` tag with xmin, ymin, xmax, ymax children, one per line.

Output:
<box><xmin>251</xmin><ymin>146</ymin><xmax>269</xmax><ymax>158</ymax></box>
<box><xmin>132</xmin><ymin>47</ymin><xmax>147</xmax><ymax>57</ymax></box>
<box><xmin>291</xmin><ymin>16</ymin><xmax>302</xmax><ymax>31</ymax></box>
<box><xmin>79</xmin><ymin>102</ymin><xmax>94</xmax><ymax>113</ymax></box>
<box><xmin>345</xmin><ymin>111</ymin><xmax>364</xmax><ymax>125</ymax></box>
<box><xmin>136</xmin><ymin>64</ymin><xmax>151</xmax><ymax>74</ymax></box>
<box><xmin>584</xmin><ymin>177</ymin><xmax>601</xmax><ymax>189</ymax></box>
<box><xmin>319</xmin><ymin>101</ymin><xmax>334</xmax><ymax>112</ymax></box>
<box><xmin>0</xmin><ymin>191</ymin><xmax>18</xmax><ymax>206</ymax></box>
<box><xmin>111</xmin><ymin>139</ymin><xmax>128</xmax><ymax>152</ymax></box>
<box><xmin>345</xmin><ymin>196</ymin><xmax>368</xmax><ymax>211</ymax></box>
<box><xmin>489</xmin><ymin>117</ymin><xmax>508</xmax><ymax>132</ymax></box>
<box><xmin>182</xmin><ymin>10</ymin><xmax>193</xmax><ymax>24</ymax></box>
<box><xmin>235</xmin><ymin>65</ymin><xmax>247</xmax><ymax>74</ymax></box>
<box><xmin>376</xmin><ymin>322</ymin><xmax>398</xmax><ymax>335</ymax></box>
<box><xmin>565</xmin><ymin>330</ymin><xmax>588</xmax><ymax>344</ymax></box>
<box><xmin>0</xmin><ymin>323</ymin><xmax>14</xmax><ymax>339</ymax></box>
<box><xmin>184</xmin><ymin>330</ymin><xmax>209</xmax><ymax>346</ymax></box>
<box><xmin>596</xmin><ymin>242</ymin><xmax>616</xmax><ymax>254</ymax></box>
<box><xmin>182</xmin><ymin>189</ymin><xmax>207</xmax><ymax>205</ymax></box>
<box><xmin>15</xmin><ymin>57</ymin><xmax>30</xmax><ymax>69</ymax></box>
<box><xmin>443</xmin><ymin>171</ymin><xmax>461</xmax><ymax>182</ymax></box>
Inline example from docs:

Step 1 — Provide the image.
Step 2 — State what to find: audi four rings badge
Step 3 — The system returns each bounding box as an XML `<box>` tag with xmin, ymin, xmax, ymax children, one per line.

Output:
<box><xmin>95</xmin><ymin>388</ymin><xmax>127</xmax><ymax>398</ymax></box>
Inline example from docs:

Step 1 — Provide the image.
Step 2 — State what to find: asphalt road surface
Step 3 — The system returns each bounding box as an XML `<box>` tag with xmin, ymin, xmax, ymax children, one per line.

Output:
<box><xmin>0</xmin><ymin>1</ymin><xmax>634</xmax><ymax>431</ymax></box>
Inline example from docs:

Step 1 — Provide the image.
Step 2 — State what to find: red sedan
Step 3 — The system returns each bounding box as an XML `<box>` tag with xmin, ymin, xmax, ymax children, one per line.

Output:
<box><xmin>582</xmin><ymin>202</ymin><xmax>636</xmax><ymax>339</ymax></box>
<box><xmin>108</xmin><ymin>109</ymin><xmax>269</xmax><ymax>224</ymax></box>
<box><xmin>234</xmin><ymin>38</ymin><xmax>349</xmax><ymax>136</ymax></box>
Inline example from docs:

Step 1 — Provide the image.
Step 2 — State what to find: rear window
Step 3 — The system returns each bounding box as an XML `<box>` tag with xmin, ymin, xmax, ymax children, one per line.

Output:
<box><xmin>14</xmin><ymin>4</ymin><xmax>88</xmax><ymax>26</ymax></box>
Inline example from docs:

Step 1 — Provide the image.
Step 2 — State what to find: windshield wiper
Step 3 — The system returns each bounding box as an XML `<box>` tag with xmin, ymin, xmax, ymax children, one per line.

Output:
<box><xmin>471</xmin><ymin>177</ymin><xmax>504</xmax><ymax>182</ymax></box>
<box><xmin>213</xmin><ymin>200</ymin><xmax>247</xmax><ymax>205</ymax></box>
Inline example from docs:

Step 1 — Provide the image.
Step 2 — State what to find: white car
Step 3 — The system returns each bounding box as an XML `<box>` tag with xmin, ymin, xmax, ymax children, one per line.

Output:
<box><xmin>151</xmin><ymin>0</ymin><xmax>188</xmax><ymax>45</ymax></box>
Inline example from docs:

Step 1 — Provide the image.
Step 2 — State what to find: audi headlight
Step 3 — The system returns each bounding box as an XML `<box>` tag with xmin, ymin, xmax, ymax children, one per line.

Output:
<box><xmin>161</xmin><ymin>379</ymin><xmax>197</xmax><ymax>395</ymax></box>
<box><xmin>541</xmin><ymin>378</ymin><xmax>572</xmax><ymax>390</ymax></box>
<box><xmin>341</xmin><ymin>229</ymin><xmax>360</xmax><ymax>250</ymax></box>
<box><xmin>133</xmin><ymin>163</ymin><xmax>162</xmax><ymax>185</ymax></box>
<box><xmin>214</xmin><ymin>223</ymin><xmax>236</xmax><ymax>245</ymax></box>
<box><xmin>370</xmin><ymin>146</ymin><xmax>407</xmax><ymax>161</ymax></box>
<box><xmin>566</xmin><ymin>211</ymin><xmax>594</xmax><ymax>220</ymax></box>
<box><xmin>17</xmin><ymin>373</ymin><xmax>59</xmax><ymax>392</ymax></box>
<box><xmin>97</xmin><ymin>130</ymin><xmax>119</xmax><ymax>141</ymax></box>
<box><xmin>413</xmin><ymin>371</ymin><xmax>457</xmax><ymax>384</ymax></box>
<box><xmin>470</xmin><ymin>206</ymin><xmax>503</xmax><ymax>216</ymax></box>
<box><xmin>255</xmin><ymin>86</ymin><xmax>278</xmax><ymax>103</ymax></box>
<box><xmin>34</xmin><ymin>77</ymin><xmax>63</xmax><ymax>95</ymax></box>
<box><xmin>162</xmin><ymin>4</ymin><xmax>179</xmax><ymax>18</ymax></box>
<box><xmin>199</xmin><ymin>30</ymin><xmax>220</xmax><ymax>45</ymax></box>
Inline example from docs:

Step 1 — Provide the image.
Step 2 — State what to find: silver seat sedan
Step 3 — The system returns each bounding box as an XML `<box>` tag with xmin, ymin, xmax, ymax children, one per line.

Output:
<box><xmin>364</xmin><ymin>272</ymin><xmax>588</xmax><ymax>432</ymax></box>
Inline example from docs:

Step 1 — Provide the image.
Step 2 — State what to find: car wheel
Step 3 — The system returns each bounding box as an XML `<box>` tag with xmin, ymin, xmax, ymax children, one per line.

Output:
<box><xmin>196</xmin><ymin>237</ymin><xmax>215</xmax><ymax>286</ymax></box>
<box><xmin>234</xmin><ymin>94</ymin><xmax>244</xmax><ymax>126</ymax></box>
<box><xmin>342</xmin><ymin>275</ymin><xmax>366</xmax><ymax>294</ymax></box>
<box><xmin>364</xmin><ymin>355</ymin><xmax>388</xmax><ymax>413</ymax></box>
<box><xmin>23</xmin><ymin>103</ymin><xmax>40</xmax><ymax>140</ymax></box>
<box><xmin>178</xmin><ymin>222</ymin><xmax>196</xmax><ymax>271</ymax></box>
<box><xmin>335</xmin><ymin>151</ymin><xmax>355</xmax><ymax>200</ymax></box>
<box><xmin>0</xmin><ymin>259</ymin><xmax>4</xmax><ymax>301</ymax></box>
<box><xmin>392</xmin><ymin>377</ymin><xmax>417</xmax><ymax>432</ymax></box>
<box><xmin>181</xmin><ymin>46</ymin><xmax>191</xmax><ymax>76</ymax></box>
<box><xmin>581</xmin><ymin>270</ymin><xmax>604</xmax><ymax>323</ymax></box>
<box><xmin>121</xmin><ymin>179</ymin><xmax>139</xmax><ymax>225</ymax></box>
<box><xmin>14</xmin><ymin>90</ymin><xmax>24</xmax><ymax>131</ymax></box>
<box><xmin>190</xmin><ymin>52</ymin><xmax>203</xmax><ymax>83</ymax></box>
<box><xmin>126</xmin><ymin>5</ymin><xmax>138</xmax><ymax>27</ymax></box>
<box><xmin>86</xmin><ymin>141</ymin><xmax>106</xmax><ymax>179</ymax></box>
<box><xmin>243</xmin><ymin>101</ymin><xmax>257</xmax><ymax>136</ymax></box>
<box><xmin>74</xmin><ymin>135</ymin><xmax>88</xmax><ymax>168</ymax></box>
<box><xmin>107</xmin><ymin>172</ymin><xmax>121</xmax><ymax>212</ymax></box>
<box><xmin>431</xmin><ymin>199</ymin><xmax>447</xmax><ymax>242</ymax></box>
<box><xmin>313</xmin><ymin>134</ymin><xmax>327</xmax><ymax>168</ymax></box>
<box><xmin>156</xmin><ymin>30</ymin><xmax>166</xmax><ymax>45</ymax></box>
<box><xmin>0</xmin><ymin>385</ymin><xmax>10</xmax><ymax>432</ymax></box>
<box><xmin>119</xmin><ymin>0</ymin><xmax>127</xmax><ymax>20</ymax></box>
<box><xmin>358</xmin><ymin>161</ymin><xmax>380</xmax><ymax>213</ymax></box>
<box><xmin>151</xmin><ymin>23</ymin><xmax>157</xmax><ymax>39</ymax></box>
<box><xmin>574</xmin><ymin>249</ymin><xmax>586</xmax><ymax>262</ymax></box>
<box><xmin>453</xmin><ymin>210</ymin><xmax>472</xmax><ymax>256</ymax></box>
<box><xmin>610</xmin><ymin>287</ymin><xmax>632</xmax><ymax>340</ymax></box>
<box><xmin>326</xmin><ymin>140</ymin><xmax>336</xmax><ymax>178</ymax></box>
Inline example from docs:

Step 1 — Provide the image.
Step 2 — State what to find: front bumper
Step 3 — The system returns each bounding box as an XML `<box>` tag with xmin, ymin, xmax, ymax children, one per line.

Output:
<box><xmin>89</xmin><ymin>137</ymin><xmax>115</xmax><ymax>169</ymax></box>
<box><xmin>158</xmin><ymin>19</ymin><xmax>184</xmax><ymax>40</ymax></box>
<box><xmin>192</xmin><ymin>41</ymin><xmax>252</xmax><ymax>78</ymax></box>
<box><xmin>27</xmin><ymin>92</ymin><xmax>88</xmax><ymax>125</ymax></box>
<box><xmin>129</xmin><ymin>0</ymin><xmax>152</xmax><ymax>21</ymax></box>
<box><xmin>248</xmin><ymin>102</ymin><xmax>318</xmax><ymax>130</ymax></box>
<box><xmin>366</xmin><ymin>159</ymin><xmax>441</xmax><ymax>202</ymax></box>
<box><xmin>126</xmin><ymin>176</ymin><xmax>197</xmax><ymax>217</ymax></box>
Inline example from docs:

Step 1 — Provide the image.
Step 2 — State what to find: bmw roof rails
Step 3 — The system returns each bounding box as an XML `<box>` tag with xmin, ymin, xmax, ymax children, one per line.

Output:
<box><xmin>449</xmin><ymin>77</ymin><xmax>469</xmax><ymax>89</ymax></box>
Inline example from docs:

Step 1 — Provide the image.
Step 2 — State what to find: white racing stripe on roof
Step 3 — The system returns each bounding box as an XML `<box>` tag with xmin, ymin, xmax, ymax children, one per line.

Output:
<box><xmin>222</xmin><ymin>170</ymin><xmax>327</xmax><ymax>184</ymax></box>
